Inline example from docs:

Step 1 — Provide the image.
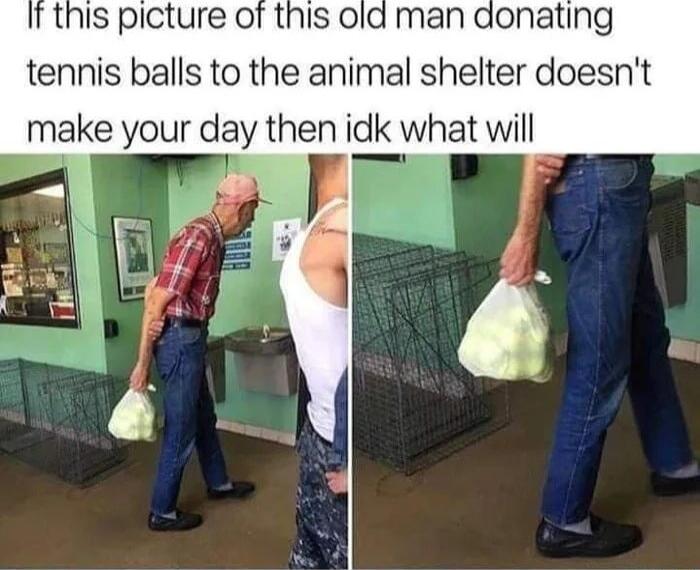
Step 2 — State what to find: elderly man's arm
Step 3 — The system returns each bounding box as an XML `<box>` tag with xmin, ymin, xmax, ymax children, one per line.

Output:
<box><xmin>130</xmin><ymin>227</ymin><xmax>208</xmax><ymax>391</ymax></box>
<box><xmin>129</xmin><ymin>286</ymin><xmax>176</xmax><ymax>392</ymax></box>
<box><xmin>500</xmin><ymin>155</ymin><xmax>565</xmax><ymax>286</ymax></box>
<box><xmin>145</xmin><ymin>277</ymin><xmax>166</xmax><ymax>342</ymax></box>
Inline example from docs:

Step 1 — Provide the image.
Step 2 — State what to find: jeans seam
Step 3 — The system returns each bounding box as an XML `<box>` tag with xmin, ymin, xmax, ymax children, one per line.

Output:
<box><xmin>166</xmin><ymin>343</ymin><xmax>184</xmax><ymax>514</ymax></box>
<box><xmin>558</xmin><ymin>171</ymin><xmax>604</xmax><ymax>525</ymax></box>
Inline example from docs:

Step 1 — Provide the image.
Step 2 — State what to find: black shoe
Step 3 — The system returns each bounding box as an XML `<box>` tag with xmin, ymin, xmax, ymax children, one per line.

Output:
<box><xmin>651</xmin><ymin>471</ymin><xmax>700</xmax><ymax>497</ymax></box>
<box><xmin>207</xmin><ymin>481</ymin><xmax>256</xmax><ymax>500</ymax></box>
<box><xmin>148</xmin><ymin>510</ymin><xmax>203</xmax><ymax>532</ymax></box>
<box><xmin>536</xmin><ymin>514</ymin><xmax>643</xmax><ymax>558</ymax></box>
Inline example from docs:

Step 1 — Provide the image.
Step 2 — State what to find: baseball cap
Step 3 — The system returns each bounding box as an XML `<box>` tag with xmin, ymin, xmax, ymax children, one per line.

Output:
<box><xmin>216</xmin><ymin>173</ymin><xmax>272</xmax><ymax>206</ymax></box>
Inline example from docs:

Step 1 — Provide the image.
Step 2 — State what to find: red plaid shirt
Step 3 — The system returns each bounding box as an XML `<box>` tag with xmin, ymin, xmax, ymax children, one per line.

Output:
<box><xmin>156</xmin><ymin>213</ymin><xmax>225</xmax><ymax>321</ymax></box>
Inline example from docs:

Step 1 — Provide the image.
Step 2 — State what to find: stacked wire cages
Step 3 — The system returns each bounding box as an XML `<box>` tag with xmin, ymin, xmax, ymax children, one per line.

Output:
<box><xmin>353</xmin><ymin>234</ymin><xmax>510</xmax><ymax>474</ymax></box>
<box><xmin>0</xmin><ymin>359</ymin><xmax>127</xmax><ymax>485</ymax></box>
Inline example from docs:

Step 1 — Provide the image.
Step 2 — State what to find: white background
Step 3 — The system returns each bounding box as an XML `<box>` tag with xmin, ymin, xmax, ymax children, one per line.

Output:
<box><xmin>0</xmin><ymin>0</ymin><xmax>699</xmax><ymax>153</ymax></box>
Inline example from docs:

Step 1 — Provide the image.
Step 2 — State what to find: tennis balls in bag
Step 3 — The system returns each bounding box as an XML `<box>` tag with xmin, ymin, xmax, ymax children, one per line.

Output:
<box><xmin>458</xmin><ymin>271</ymin><xmax>554</xmax><ymax>383</ymax></box>
<box><xmin>108</xmin><ymin>385</ymin><xmax>158</xmax><ymax>442</ymax></box>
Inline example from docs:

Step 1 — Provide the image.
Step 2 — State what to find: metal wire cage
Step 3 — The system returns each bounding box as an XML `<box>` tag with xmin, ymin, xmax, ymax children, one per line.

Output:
<box><xmin>0</xmin><ymin>359</ymin><xmax>127</xmax><ymax>485</ymax></box>
<box><xmin>353</xmin><ymin>235</ymin><xmax>510</xmax><ymax>474</ymax></box>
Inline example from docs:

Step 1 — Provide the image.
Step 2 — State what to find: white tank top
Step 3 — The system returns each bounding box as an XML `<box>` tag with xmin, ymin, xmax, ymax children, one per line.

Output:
<box><xmin>280</xmin><ymin>198</ymin><xmax>348</xmax><ymax>442</ymax></box>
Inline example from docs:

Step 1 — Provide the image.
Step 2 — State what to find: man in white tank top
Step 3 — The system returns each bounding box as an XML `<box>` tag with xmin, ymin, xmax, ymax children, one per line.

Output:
<box><xmin>280</xmin><ymin>155</ymin><xmax>348</xmax><ymax>569</ymax></box>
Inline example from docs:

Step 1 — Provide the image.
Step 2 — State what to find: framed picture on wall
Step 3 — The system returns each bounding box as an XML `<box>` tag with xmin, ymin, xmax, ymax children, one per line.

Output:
<box><xmin>112</xmin><ymin>217</ymin><xmax>156</xmax><ymax>302</ymax></box>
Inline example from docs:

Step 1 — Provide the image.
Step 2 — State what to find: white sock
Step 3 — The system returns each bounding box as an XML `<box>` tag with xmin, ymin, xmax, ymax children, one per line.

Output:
<box><xmin>663</xmin><ymin>461</ymin><xmax>700</xmax><ymax>479</ymax></box>
<box><xmin>549</xmin><ymin>516</ymin><xmax>593</xmax><ymax>535</ymax></box>
<box><xmin>214</xmin><ymin>481</ymin><xmax>233</xmax><ymax>491</ymax></box>
<box><xmin>161</xmin><ymin>511</ymin><xmax>177</xmax><ymax>520</ymax></box>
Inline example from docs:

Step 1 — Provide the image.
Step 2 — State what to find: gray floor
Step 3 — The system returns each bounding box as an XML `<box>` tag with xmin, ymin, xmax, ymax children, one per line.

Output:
<box><xmin>0</xmin><ymin>431</ymin><xmax>297</xmax><ymax>568</ymax></box>
<box><xmin>354</xmin><ymin>359</ymin><xmax>700</xmax><ymax>569</ymax></box>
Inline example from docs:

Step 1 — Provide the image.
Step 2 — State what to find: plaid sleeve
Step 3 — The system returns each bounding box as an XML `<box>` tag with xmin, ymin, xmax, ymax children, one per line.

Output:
<box><xmin>156</xmin><ymin>227</ymin><xmax>209</xmax><ymax>297</ymax></box>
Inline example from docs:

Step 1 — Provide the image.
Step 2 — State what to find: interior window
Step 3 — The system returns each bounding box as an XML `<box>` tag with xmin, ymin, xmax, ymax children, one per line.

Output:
<box><xmin>0</xmin><ymin>169</ymin><xmax>80</xmax><ymax>328</ymax></box>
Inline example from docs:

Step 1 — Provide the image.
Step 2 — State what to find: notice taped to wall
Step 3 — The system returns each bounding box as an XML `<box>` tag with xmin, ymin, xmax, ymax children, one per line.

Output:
<box><xmin>273</xmin><ymin>218</ymin><xmax>302</xmax><ymax>261</ymax></box>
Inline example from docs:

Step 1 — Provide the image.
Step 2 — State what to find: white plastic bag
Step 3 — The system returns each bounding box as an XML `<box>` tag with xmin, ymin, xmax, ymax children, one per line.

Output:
<box><xmin>458</xmin><ymin>271</ymin><xmax>554</xmax><ymax>383</ymax></box>
<box><xmin>108</xmin><ymin>385</ymin><xmax>158</xmax><ymax>442</ymax></box>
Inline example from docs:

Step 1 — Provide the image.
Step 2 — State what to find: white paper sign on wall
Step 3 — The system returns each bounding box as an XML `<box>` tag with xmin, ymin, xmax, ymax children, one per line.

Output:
<box><xmin>273</xmin><ymin>219</ymin><xmax>302</xmax><ymax>261</ymax></box>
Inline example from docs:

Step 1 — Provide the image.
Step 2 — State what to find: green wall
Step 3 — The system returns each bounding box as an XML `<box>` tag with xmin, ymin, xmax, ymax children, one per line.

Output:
<box><xmin>0</xmin><ymin>155</ymin><xmax>108</xmax><ymax>371</ymax></box>
<box><xmin>653</xmin><ymin>155</ymin><xmax>700</xmax><ymax>342</ymax></box>
<box><xmin>353</xmin><ymin>155</ymin><xmax>456</xmax><ymax>249</ymax></box>
<box><xmin>0</xmin><ymin>155</ymin><xmax>309</xmax><ymax>435</ymax></box>
<box><xmin>352</xmin><ymin>155</ymin><xmax>568</xmax><ymax>331</ymax></box>
<box><xmin>91</xmin><ymin>156</ymin><xmax>170</xmax><ymax>380</ymax></box>
<box><xmin>0</xmin><ymin>155</ymin><xmax>309</xmax><ymax>432</ymax></box>
<box><xmin>451</xmin><ymin>156</ymin><xmax>568</xmax><ymax>332</ymax></box>
<box><xmin>166</xmin><ymin>155</ymin><xmax>310</xmax><ymax>433</ymax></box>
<box><xmin>354</xmin><ymin>154</ymin><xmax>700</xmax><ymax>340</ymax></box>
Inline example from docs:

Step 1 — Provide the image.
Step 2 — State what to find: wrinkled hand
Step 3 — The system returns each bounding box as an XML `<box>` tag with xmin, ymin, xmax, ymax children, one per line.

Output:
<box><xmin>129</xmin><ymin>362</ymin><xmax>149</xmax><ymax>393</ymax></box>
<box><xmin>326</xmin><ymin>470</ymin><xmax>348</xmax><ymax>495</ymax></box>
<box><xmin>500</xmin><ymin>232</ymin><xmax>539</xmax><ymax>287</ymax></box>
<box><xmin>535</xmin><ymin>154</ymin><xmax>566</xmax><ymax>186</ymax></box>
<box><xmin>148</xmin><ymin>318</ymin><xmax>165</xmax><ymax>342</ymax></box>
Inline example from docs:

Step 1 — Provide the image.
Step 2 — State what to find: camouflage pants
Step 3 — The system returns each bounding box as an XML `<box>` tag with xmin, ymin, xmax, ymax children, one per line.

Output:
<box><xmin>289</xmin><ymin>422</ymin><xmax>348</xmax><ymax>569</ymax></box>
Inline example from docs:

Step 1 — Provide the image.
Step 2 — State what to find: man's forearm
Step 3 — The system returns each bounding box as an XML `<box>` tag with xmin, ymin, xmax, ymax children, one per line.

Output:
<box><xmin>500</xmin><ymin>155</ymin><xmax>560</xmax><ymax>285</ymax></box>
<box><xmin>135</xmin><ymin>288</ymin><xmax>173</xmax><ymax>367</ymax></box>
<box><xmin>514</xmin><ymin>155</ymin><xmax>548</xmax><ymax>240</ymax></box>
<box><xmin>135</xmin><ymin>306</ymin><xmax>159</xmax><ymax>367</ymax></box>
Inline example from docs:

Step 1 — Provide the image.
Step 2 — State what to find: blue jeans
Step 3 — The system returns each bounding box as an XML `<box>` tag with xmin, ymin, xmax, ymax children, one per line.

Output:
<box><xmin>541</xmin><ymin>155</ymin><xmax>693</xmax><ymax>525</ymax></box>
<box><xmin>150</xmin><ymin>325</ymin><xmax>229</xmax><ymax>515</ymax></box>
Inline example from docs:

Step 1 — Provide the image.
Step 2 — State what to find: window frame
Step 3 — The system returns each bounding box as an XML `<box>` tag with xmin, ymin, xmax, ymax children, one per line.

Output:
<box><xmin>0</xmin><ymin>168</ymin><xmax>81</xmax><ymax>329</ymax></box>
